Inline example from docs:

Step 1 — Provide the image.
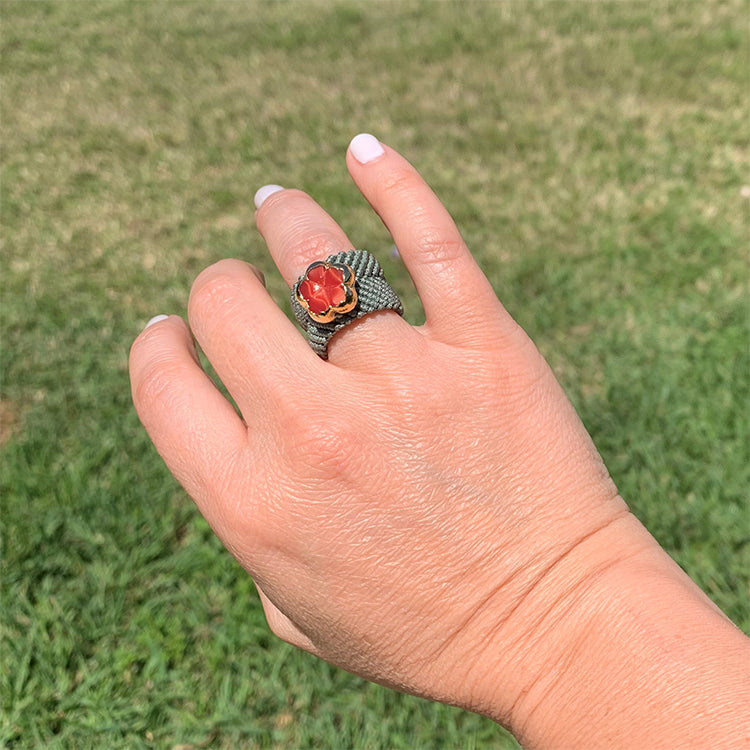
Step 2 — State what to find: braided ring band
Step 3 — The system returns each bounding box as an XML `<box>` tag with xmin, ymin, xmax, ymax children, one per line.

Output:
<box><xmin>291</xmin><ymin>249</ymin><xmax>403</xmax><ymax>359</ymax></box>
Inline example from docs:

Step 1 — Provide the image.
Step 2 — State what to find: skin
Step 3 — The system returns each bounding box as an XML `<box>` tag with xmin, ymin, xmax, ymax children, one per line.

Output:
<box><xmin>129</xmin><ymin>138</ymin><xmax>750</xmax><ymax>749</ymax></box>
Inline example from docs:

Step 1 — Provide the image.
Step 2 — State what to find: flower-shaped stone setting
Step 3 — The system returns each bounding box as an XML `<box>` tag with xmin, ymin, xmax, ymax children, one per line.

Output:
<box><xmin>295</xmin><ymin>261</ymin><xmax>357</xmax><ymax>323</ymax></box>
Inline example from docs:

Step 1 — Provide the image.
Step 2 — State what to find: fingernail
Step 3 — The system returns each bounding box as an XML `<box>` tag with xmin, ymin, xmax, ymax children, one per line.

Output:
<box><xmin>144</xmin><ymin>314</ymin><xmax>169</xmax><ymax>330</ymax></box>
<box><xmin>349</xmin><ymin>133</ymin><xmax>385</xmax><ymax>164</ymax></box>
<box><xmin>254</xmin><ymin>184</ymin><xmax>284</xmax><ymax>209</ymax></box>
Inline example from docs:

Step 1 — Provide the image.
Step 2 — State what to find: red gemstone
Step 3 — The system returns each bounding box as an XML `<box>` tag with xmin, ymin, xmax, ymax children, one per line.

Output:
<box><xmin>298</xmin><ymin>264</ymin><xmax>348</xmax><ymax>315</ymax></box>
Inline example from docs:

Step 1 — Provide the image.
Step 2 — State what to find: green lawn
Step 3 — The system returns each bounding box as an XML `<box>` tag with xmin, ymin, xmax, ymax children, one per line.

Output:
<box><xmin>1</xmin><ymin>1</ymin><xmax>748</xmax><ymax>748</ymax></box>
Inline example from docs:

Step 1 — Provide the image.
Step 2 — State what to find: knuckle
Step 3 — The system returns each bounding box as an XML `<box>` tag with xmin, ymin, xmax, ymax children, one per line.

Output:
<box><xmin>188</xmin><ymin>259</ymin><xmax>245</xmax><ymax>319</ymax></box>
<box><xmin>292</xmin><ymin>230</ymin><xmax>347</xmax><ymax>267</ymax></box>
<box><xmin>376</xmin><ymin>167</ymin><xmax>467</xmax><ymax>266</ymax></box>
<box><xmin>281</xmin><ymin>401</ymin><xmax>366</xmax><ymax>481</ymax></box>
<box><xmin>379</xmin><ymin>165</ymin><xmax>418</xmax><ymax>202</ymax></box>
<box><xmin>131</xmin><ymin>349</ymin><xmax>187</xmax><ymax>416</ymax></box>
<box><xmin>416</xmin><ymin>231</ymin><xmax>466</xmax><ymax>269</ymax></box>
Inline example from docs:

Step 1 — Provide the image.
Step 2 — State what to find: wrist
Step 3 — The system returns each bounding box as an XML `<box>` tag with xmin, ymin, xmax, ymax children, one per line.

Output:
<box><xmin>488</xmin><ymin>513</ymin><xmax>749</xmax><ymax>749</ymax></box>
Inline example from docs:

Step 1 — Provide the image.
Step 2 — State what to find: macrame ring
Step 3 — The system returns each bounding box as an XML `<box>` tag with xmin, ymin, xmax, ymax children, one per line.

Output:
<box><xmin>291</xmin><ymin>249</ymin><xmax>403</xmax><ymax>359</ymax></box>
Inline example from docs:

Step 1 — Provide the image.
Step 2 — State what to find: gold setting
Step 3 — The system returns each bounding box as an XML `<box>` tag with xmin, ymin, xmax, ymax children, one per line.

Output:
<box><xmin>295</xmin><ymin>261</ymin><xmax>358</xmax><ymax>324</ymax></box>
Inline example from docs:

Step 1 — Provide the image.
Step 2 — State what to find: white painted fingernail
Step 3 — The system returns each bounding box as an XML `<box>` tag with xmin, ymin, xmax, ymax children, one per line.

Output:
<box><xmin>144</xmin><ymin>314</ymin><xmax>169</xmax><ymax>330</ymax></box>
<box><xmin>349</xmin><ymin>133</ymin><xmax>385</xmax><ymax>164</ymax></box>
<box><xmin>254</xmin><ymin>184</ymin><xmax>284</xmax><ymax>209</ymax></box>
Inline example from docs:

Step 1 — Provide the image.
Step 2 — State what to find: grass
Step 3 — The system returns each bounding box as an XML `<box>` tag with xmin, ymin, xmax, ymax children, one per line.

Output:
<box><xmin>1</xmin><ymin>0</ymin><xmax>748</xmax><ymax>747</ymax></box>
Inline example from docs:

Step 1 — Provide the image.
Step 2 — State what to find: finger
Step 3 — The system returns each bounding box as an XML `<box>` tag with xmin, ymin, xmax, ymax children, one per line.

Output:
<box><xmin>254</xmin><ymin>187</ymin><xmax>352</xmax><ymax>287</ymax></box>
<box><xmin>254</xmin><ymin>186</ymin><xmax>412</xmax><ymax>366</ymax></box>
<box><xmin>346</xmin><ymin>134</ymin><xmax>515</xmax><ymax>343</ymax></box>
<box><xmin>129</xmin><ymin>315</ymin><xmax>249</xmax><ymax>534</ymax></box>
<box><xmin>187</xmin><ymin>259</ymin><xmax>324</xmax><ymax>414</ymax></box>
<box><xmin>255</xmin><ymin>584</ymin><xmax>317</xmax><ymax>653</ymax></box>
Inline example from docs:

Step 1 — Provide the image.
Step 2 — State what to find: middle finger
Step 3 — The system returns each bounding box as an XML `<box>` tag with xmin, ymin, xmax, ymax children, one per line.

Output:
<box><xmin>255</xmin><ymin>187</ymin><xmax>412</xmax><ymax>367</ymax></box>
<box><xmin>254</xmin><ymin>187</ymin><xmax>353</xmax><ymax>287</ymax></box>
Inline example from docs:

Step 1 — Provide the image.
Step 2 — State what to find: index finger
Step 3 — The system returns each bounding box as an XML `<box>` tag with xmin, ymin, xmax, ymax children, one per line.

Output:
<box><xmin>346</xmin><ymin>134</ymin><xmax>513</xmax><ymax>343</ymax></box>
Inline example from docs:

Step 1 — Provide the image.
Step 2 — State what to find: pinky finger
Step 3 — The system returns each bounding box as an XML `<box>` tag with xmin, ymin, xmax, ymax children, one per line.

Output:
<box><xmin>255</xmin><ymin>584</ymin><xmax>317</xmax><ymax>653</ymax></box>
<box><xmin>129</xmin><ymin>315</ymin><xmax>248</xmax><ymax>521</ymax></box>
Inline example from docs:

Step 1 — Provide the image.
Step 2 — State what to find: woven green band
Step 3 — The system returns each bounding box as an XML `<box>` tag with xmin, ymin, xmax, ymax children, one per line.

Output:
<box><xmin>291</xmin><ymin>249</ymin><xmax>403</xmax><ymax>359</ymax></box>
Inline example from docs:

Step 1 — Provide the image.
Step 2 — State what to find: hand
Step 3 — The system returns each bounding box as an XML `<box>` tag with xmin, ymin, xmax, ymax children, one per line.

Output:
<box><xmin>129</xmin><ymin>135</ymin><xmax>748</xmax><ymax>748</ymax></box>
